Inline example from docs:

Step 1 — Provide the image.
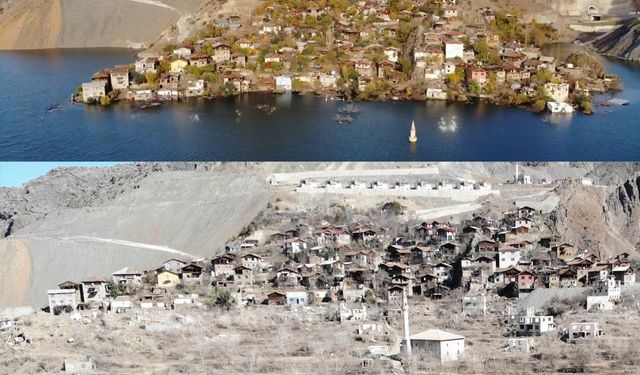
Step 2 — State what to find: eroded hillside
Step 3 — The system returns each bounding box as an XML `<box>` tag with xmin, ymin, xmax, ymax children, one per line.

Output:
<box><xmin>0</xmin><ymin>0</ymin><xmax>205</xmax><ymax>50</ymax></box>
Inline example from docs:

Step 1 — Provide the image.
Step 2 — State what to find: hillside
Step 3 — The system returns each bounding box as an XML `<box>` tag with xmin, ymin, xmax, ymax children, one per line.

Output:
<box><xmin>0</xmin><ymin>0</ymin><xmax>205</xmax><ymax>50</ymax></box>
<box><xmin>592</xmin><ymin>18</ymin><xmax>640</xmax><ymax>61</ymax></box>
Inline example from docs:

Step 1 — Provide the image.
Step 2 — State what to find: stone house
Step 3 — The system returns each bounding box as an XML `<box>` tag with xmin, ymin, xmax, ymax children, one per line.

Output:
<box><xmin>110</xmin><ymin>65</ymin><xmax>130</xmax><ymax>90</ymax></box>
<box><xmin>80</xmin><ymin>277</ymin><xmax>108</xmax><ymax>306</ymax></box>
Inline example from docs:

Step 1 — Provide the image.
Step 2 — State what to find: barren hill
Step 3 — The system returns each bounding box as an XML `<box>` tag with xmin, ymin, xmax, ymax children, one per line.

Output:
<box><xmin>0</xmin><ymin>0</ymin><xmax>205</xmax><ymax>50</ymax></box>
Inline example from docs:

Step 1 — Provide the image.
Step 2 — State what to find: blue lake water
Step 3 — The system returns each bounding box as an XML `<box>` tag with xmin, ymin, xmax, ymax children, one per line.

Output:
<box><xmin>0</xmin><ymin>47</ymin><xmax>639</xmax><ymax>161</ymax></box>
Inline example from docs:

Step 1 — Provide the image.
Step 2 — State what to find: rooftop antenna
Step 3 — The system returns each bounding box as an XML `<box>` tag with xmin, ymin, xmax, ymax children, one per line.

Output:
<box><xmin>402</xmin><ymin>288</ymin><xmax>412</xmax><ymax>358</ymax></box>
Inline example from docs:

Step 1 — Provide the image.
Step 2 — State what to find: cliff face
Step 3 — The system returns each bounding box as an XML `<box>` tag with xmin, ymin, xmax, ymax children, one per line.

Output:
<box><xmin>592</xmin><ymin>19</ymin><xmax>640</xmax><ymax>62</ymax></box>
<box><xmin>548</xmin><ymin>173</ymin><xmax>640</xmax><ymax>258</ymax></box>
<box><xmin>0</xmin><ymin>0</ymin><xmax>205</xmax><ymax>50</ymax></box>
<box><xmin>605</xmin><ymin>174</ymin><xmax>640</xmax><ymax>249</ymax></box>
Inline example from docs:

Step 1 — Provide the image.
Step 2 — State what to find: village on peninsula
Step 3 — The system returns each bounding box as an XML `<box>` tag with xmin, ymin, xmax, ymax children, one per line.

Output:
<box><xmin>75</xmin><ymin>0</ymin><xmax>623</xmax><ymax>115</ymax></box>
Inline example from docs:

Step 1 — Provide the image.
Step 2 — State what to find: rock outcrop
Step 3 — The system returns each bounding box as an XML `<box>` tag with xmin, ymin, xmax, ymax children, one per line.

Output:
<box><xmin>592</xmin><ymin>19</ymin><xmax>640</xmax><ymax>62</ymax></box>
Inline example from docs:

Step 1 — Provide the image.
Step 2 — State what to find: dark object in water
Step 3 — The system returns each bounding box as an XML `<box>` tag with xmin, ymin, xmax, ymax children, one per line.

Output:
<box><xmin>338</xmin><ymin>103</ymin><xmax>361</xmax><ymax>114</ymax></box>
<box><xmin>140</xmin><ymin>102</ymin><xmax>161</xmax><ymax>110</ymax></box>
<box><xmin>47</xmin><ymin>104</ymin><xmax>65</xmax><ymax>112</ymax></box>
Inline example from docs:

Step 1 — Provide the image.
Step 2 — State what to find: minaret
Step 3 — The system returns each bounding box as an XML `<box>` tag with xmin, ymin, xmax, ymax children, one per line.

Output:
<box><xmin>409</xmin><ymin>121</ymin><xmax>418</xmax><ymax>143</ymax></box>
<box><xmin>515</xmin><ymin>163</ymin><xmax>519</xmax><ymax>184</ymax></box>
<box><xmin>402</xmin><ymin>288</ymin><xmax>412</xmax><ymax>358</ymax></box>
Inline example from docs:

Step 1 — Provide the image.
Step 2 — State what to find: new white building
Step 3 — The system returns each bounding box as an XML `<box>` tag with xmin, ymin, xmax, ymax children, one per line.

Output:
<box><xmin>517</xmin><ymin>310</ymin><xmax>555</xmax><ymax>336</ymax></box>
<box><xmin>403</xmin><ymin>329</ymin><xmax>465</xmax><ymax>362</ymax></box>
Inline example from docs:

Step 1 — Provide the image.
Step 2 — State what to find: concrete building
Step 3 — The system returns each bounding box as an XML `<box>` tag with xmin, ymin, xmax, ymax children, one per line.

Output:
<box><xmin>112</xmin><ymin>267</ymin><xmax>142</xmax><ymax>287</ymax></box>
<box><xmin>517</xmin><ymin>309</ymin><xmax>555</xmax><ymax>336</ymax></box>
<box><xmin>110</xmin><ymin>66</ymin><xmax>130</xmax><ymax>90</ymax></box>
<box><xmin>508</xmin><ymin>337</ymin><xmax>534</xmax><ymax>352</ymax></box>
<box><xmin>568</xmin><ymin>322</ymin><xmax>603</xmax><ymax>340</ymax></box>
<box><xmin>403</xmin><ymin>329</ymin><xmax>465</xmax><ymax>362</ymax></box>
<box><xmin>544</xmin><ymin>82</ymin><xmax>570</xmax><ymax>102</ymax></box>
<box><xmin>81</xmin><ymin>81</ymin><xmax>106</xmax><ymax>103</ymax></box>
<box><xmin>339</xmin><ymin>302</ymin><xmax>368</xmax><ymax>322</ymax></box>
<box><xmin>462</xmin><ymin>294</ymin><xmax>487</xmax><ymax>315</ymax></box>
<box><xmin>285</xmin><ymin>291</ymin><xmax>309</xmax><ymax>305</ymax></box>
<box><xmin>80</xmin><ymin>277</ymin><xmax>108</xmax><ymax>306</ymax></box>
<box><xmin>47</xmin><ymin>289</ymin><xmax>79</xmax><ymax>315</ymax></box>
<box><xmin>444</xmin><ymin>41</ymin><xmax>464</xmax><ymax>60</ymax></box>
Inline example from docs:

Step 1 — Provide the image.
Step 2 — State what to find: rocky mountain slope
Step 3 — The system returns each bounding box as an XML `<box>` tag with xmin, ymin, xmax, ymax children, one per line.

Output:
<box><xmin>592</xmin><ymin>18</ymin><xmax>640</xmax><ymax>62</ymax></box>
<box><xmin>0</xmin><ymin>0</ymin><xmax>205</xmax><ymax>50</ymax></box>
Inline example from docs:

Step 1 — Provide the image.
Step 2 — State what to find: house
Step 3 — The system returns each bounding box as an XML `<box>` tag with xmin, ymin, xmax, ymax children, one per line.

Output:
<box><xmin>112</xmin><ymin>267</ymin><xmax>142</xmax><ymax>287</ymax></box>
<box><xmin>276</xmin><ymin>267</ymin><xmax>301</xmax><ymax>286</ymax></box>
<box><xmin>189</xmin><ymin>54</ymin><xmax>210</xmax><ymax>67</ymax></box>
<box><xmin>80</xmin><ymin>277</ymin><xmax>108</xmax><ymax>306</ymax></box>
<box><xmin>477</xmin><ymin>240</ymin><xmax>496</xmax><ymax>252</ymax></box>
<box><xmin>110</xmin><ymin>66</ymin><xmax>130</xmax><ymax>90</ymax></box>
<box><xmin>517</xmin><ymin>206</ymin><xmax>536</xmax><ymax>217</ymax></box>
<box><xmin>517</xmin><ymin>271</ymin><xmax>535</xmax><ymax>291</ymax></box>
<box><xmin>267</xmin><ymin>291</ymin><xmax>287</xmax><ymax>305</ymax></box>
<box><xmin>437</xmin><ymin>227</ymin><xmax>456</xmax><ymax>241</ymax></box>
<box><xmin>160</xmin><ymin>259</ymin><xmax>187</xmax><ymax>273</ymax></box>
<box><xmin>462</xmin><ymin>294</ymin><xmax>486</xmax><ymax>315</ymax></box>
<box><xmin>354</xmin><ymin>60</ymin><xmax>374</xmax><ymax>78</ymax></box>
<box><xmin>135</xmin><ymin>57</ymin><xmax>157</xmax><ymax>74</ymax></box>
<box><xmin>568</xmin><ymin>322</ymin><xmax>603</xmax><ymax>340</ymax></box>
<box><xmin>212</xmin><ymin>43</ymin><xmax>231</xmax><ymax>63</ymax></box>
<box><xmin>170</xmin><ymin>59</ymin><xmax>189</xmax><ymax>73</ymax></box>
<box><xmin>180</xmin><ymin>264</ymin><xmax>203</xmax><ymax>286</ymax></box>
<box><xmin>339</xmin><ymin>302</ymin><xmax>368</xmax><ymax>322</ymax></box>
<box><xmin>544</xmin><ymin>82</ymin><xmax>570</xmax><ymax>103</ymax></box>
<box><xmin>514</xmin><ymin>217</ymin><xmax>533</xmax><ymax>229</ymax></box>
<box><xmin>517</xmin><ymin>310</ymin><xmax>555</xmax><ymax>336</ymax></box>
<box><xmin>466</xmin><ymin>67</ymin><xmax>487</xmax><ymax>85</ymax></box>
<box><xmin>283</xmin><ymin>237</ymin><xmax>307</xmax><ymax>254</ymax></box>
<box><xmin>433</xmin><ymin>263</ymin><xmax>452</xmax><ymax>283</ymax></box>
<box><xmin>47</xmin><ymin>289</ymin><xmax>79</xmax><ymax>315</ymax></box>
<box><xmin>403</xmin><ymin>329</ymin><xmax>465</xmax><ymax>363</ymax></box>
<box><xmin>612</xmin><ymin>265</ymin><xmax>635</xmax><ymax>285</ymax></box>
<box><xmin>384</xmin><ymin>47</ymin><xmax>399</xmax><ymax>63</ymax></box>
<box><xmin>587</xmin><ymin>276</ymin><xmax>620</xmax><ymax>310</ymax></box>
<box><xmin>233</xmin><ymin>265</ymin><xmax>254</xmax><ymax>286</ymax></box>
<box><xmin>212</xmin><ymin>254</ymin><xmax>236</xmax><ymax>276</ymax></box>
<box><xmin>444</xmin><ymin>40</ymin><xmax>464</xmax><ymax>60</ymax></box>
<box><xmin>387</xmin><ymin>285</ymin><xmax>405</xmax><ymax>309</ymax></box>
<box><xmin>275</xmin><ymin>75</ymin><xmax>292</xmax><ymax>91</ymax></box>
<box><xmin>173</xmin><ymin>47</ymin><xmax>192</xmax><ymax>58</ymax></box>
<box><xmin>156</xmin><ymin>270</ymin><xmax>181</xmax><ymax>288</ymax></box>
<box><xmin>81</xmin><ymin>81</ymin><xmax>106</xmax><ymax>103</ymax></box>
<box><xmin>186</xmin><ymin>79</ymin><xmax>206</xmax><ymax>97</ymax></box>
<box><xmin>241</xmin><ymin>253</ymin><xmax>264</xmax><ymax>270</ymax></box>
<box><xmin>498</xmin><ymin>248</ymin><xmax>521</xmax><ymax>268</ymax></box>
<box><xmin>286</xmin><ymin>291</ymin><xmax>309</xmax><ymax>305</ymax></box>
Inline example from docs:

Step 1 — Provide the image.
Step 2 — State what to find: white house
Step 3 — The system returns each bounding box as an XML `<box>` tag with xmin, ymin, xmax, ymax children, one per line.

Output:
<box><xmin>384</xmin><ymin>47</ymin><xmax>400</xmax><ymax>63</ymax></box>
<box><xmin>47</xmin><ymin>289</ymin><xmax>79</xmax><ymax>315</ymax></box>
<box><xmin>517</xmin><ymin>309</ymin><xmax>555</xmax><ymax>336</ymax></box>
<box><xmin>275</xmin><ymin>75</ymin><xmax>292</xmax><ymax>91</ymax></box>
<box><xmin>339</xmin><ymin>302</ymin><xmax>368</xmax><ymax>322</ymax></box>
<box><xmin>403</xmin><ymin>329</ymin><xmax>465</xmax><ymax>363</ymax></box>
<box><xmin>544</xmin><ymin>82</ymin><xmax>570</xmax><ymax>103</ymax></box>
<box><xmin>112</xmin><ymin>267</ymin><xmax>142</xmax><ymax>286</ymax></box>
<box><xmin>283</xmin><ymin>238</ymin><xmax>307</xmax><ymax>254</ymax></box>
<box><xmin>444</xmin><ymin>41</ymin><xmax>464</xmax><ymax>60</ymax></box>
<box><xmin>286</xmin><ymin>291</ymin><xmax>309</xmax><ymax>305</ymax></box>
<box><xmin>498</xmin><ymin>248</ymin><xmax>521</xmax><ymax>268</ymax></box>
<box><xmin>135</xmin><ymin>57</ymin><xmax>157</xmax><ymax>74</ymax></box>
<box><xmin>173</xmin><ymin>47</ymin><xmax>192</xmax><ymax>59</ymax></box>
<box><xmin>81</xmin><ymin>81</ymin><xmax>106</xmax><ymax>103</ymax></box>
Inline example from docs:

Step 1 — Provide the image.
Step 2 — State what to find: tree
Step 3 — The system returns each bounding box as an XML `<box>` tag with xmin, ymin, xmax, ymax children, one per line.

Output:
<box><xmin>145</xmin><ymin>72</ymin><xmax>157</xmax><ymax>85</ymax></box>
<box><xmin>468</xmin><ymin>81</ymin><xmax>481</xmax><ymax>96</ymax></box>
<box><xmin>207</xmin><ymin>288</ymin><xmax>235</xmax><ymax>310</ymax></box>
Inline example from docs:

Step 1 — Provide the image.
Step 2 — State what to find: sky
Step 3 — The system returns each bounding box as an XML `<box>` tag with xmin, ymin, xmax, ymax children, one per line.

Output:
<box><xmin>0</xmin><ymin>162</ymin><xmax>121</xmax><ymax>187</ymax></box>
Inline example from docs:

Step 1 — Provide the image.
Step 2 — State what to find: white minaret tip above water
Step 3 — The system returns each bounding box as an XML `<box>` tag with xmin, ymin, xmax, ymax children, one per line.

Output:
<box><xmin>409</xmin><ymin>121</ymin><xmax>418</xmax><ymax>143</ymax></box>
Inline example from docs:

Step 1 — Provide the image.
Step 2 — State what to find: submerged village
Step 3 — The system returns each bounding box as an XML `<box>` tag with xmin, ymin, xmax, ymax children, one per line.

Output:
<box><xmin>3</xmin><ymin>171</ymin><xmax>640</xmax><ymax>373</ymax></box>
<box><xmin>75</xmin><ymin>0</ymin><xmax>622</xmax><ymax>115</ymax></box>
